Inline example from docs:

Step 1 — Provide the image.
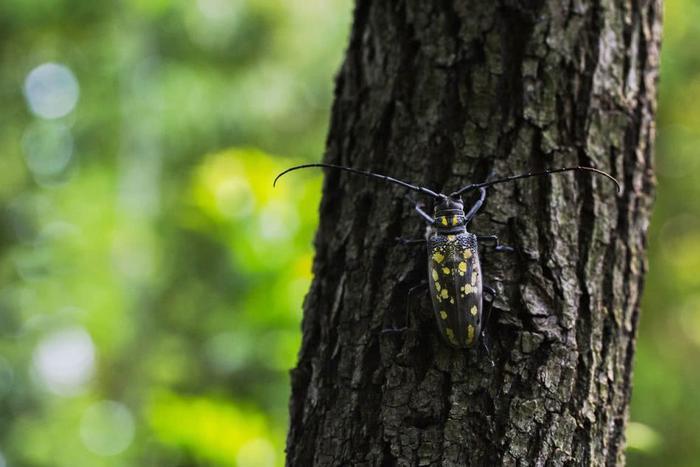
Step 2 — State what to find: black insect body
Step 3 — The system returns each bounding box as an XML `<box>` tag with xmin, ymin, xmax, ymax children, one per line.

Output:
<box><xmin>427</xmin><ymin>198</ymin><xmax>483</xmax><ymax>348</ymax></box>
<box><xmin>274</xmin><ymin>163</ymin><xmax>620</xmax><ymax>350</ymax></box>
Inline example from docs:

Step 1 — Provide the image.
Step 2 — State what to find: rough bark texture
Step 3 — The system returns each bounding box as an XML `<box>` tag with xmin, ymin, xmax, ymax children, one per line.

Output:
<box><xmin>287</xmin><ymin>1</ymin><xmax>661</xmax><ymax>465</ymax></box>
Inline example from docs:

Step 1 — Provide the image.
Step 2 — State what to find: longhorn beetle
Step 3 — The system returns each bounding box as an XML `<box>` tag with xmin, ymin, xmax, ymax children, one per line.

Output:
<box><xmin>274</xmin><ymin>164</ymin><xmax>620</xmax><ymax>349</ymax></box>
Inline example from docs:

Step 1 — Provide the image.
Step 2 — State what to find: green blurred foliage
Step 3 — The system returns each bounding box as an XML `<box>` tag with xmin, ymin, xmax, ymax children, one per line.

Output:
<box><xmin>628</xmin><ymin>1</ymin><xmax>700</xmax><ymax>466</ymax></box>
<box><xmin>0</xmin><ymin>0</ymin><xmax>695</xmax><ymax>466</ymax></box>
<box><xmin>0</xmin><ymin>0</ymin><xmax>349</xmax><ymax>465</ymax></box>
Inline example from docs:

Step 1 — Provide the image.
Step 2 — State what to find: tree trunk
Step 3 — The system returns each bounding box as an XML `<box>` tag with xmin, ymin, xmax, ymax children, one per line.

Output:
<box><xmin>286</xmin><ymin>1</ymin><xmax>660</xmax><ymax>465</ymax></box>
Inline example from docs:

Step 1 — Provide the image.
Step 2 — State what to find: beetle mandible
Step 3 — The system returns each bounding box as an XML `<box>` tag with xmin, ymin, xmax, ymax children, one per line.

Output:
<box><xmin>274</xmin><ymin>164</ymin><xmax>620</xmax><ymax>349</ymax></box>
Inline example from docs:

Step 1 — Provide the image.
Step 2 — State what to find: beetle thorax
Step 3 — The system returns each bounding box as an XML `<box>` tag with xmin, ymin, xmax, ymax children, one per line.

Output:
<box><xmin>434</xmin><ymin>197</ymin><xmax>467</xmax><ymax>233</ymax></box>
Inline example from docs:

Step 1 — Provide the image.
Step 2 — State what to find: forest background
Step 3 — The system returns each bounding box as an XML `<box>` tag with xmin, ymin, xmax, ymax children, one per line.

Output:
<box><xmin>0</xmin><ymin>0</ymin><xmax>696</xmax><ymax>466</ymax></box>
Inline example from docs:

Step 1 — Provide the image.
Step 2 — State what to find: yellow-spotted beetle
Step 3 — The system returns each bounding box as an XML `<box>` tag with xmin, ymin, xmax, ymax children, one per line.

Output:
<box><xmin>274</xmin><ymin>164</ymin><xmax>620</xmax><ymax>350</ymax></box>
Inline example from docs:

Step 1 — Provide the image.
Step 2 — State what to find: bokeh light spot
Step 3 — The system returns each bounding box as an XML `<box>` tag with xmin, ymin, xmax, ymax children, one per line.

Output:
<box><xmin>111</xmin><ymin>230</ymin><xmax>157</xmax><ymax>282</ymax></box>
<box><xmin>23</xmin><ymin>63</ymin><xmax>80</xmax><ymax>119</ymax></box>
<box><xmin>196</xmin><ymin>0</ymin><xmax>237</xmax><ymax>20</ymax></box>
<box><xmin>236</xmin><ymin>438</ymin><xmax>276</xmax><ymax>467</ymax></box>
<box><xmin>205</xmin><ymin>332</ymin><xmax>253</xmax><ymax>374</ymax></box>
<box><xmin>21</xmin><ymin>121</ymin><xmax>73</xmax><ymax>177</ymax></box>
<box><xmin>186</xmin><ymin>0</ymin><xmax>241</xmax><ymax>51</ymax></box>
<box><xmin>626</xmin><ymin>421</ymin><xmax>662</xmax><ymax>453</ymax></box>
<box><xmin>32</xmin><ymin>326</ymin><xmax>95</xmax><ymax>396</ymax></box>
<box><xmin>215</xmin><ymin>176</ymin><xmax>254</xmax><ymax>220</ymax></box>
<box><xmin>258</xmin><ymin>200</ymin><xmax>299</xmax><ymax>241</ymax></box>
<box><xmin>80</xmin><ymin>400</ymin><xmax>135</xmax><ymax>456</ymax></box>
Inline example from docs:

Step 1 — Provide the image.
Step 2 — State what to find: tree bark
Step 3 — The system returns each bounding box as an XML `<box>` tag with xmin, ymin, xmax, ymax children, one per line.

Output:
<box><xmin>287</xmin><ymin>1</ymin><xmax>660</xmax><ymax>465</ymax></box>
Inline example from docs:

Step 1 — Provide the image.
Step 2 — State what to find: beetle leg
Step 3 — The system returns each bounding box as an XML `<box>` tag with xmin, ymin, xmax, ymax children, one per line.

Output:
<box><xmin>482</xmin><ymin>284</ymin><xmax>496</xmax><ymax>332</ymax></box>
<box><xmin>382</xmin><ymin>281</ymin><xmax>428</xmax><ymax>334</ymax></box>
<box><xmin>395</xmin><ymin>237</ymin><xmax>426</xmax><ymax>246</ymax></box>
<box><xmin>415</xmin><ymin>204</ymin><xmax>436</xmax><ymax>225</ymax></box>
<box><xmin>477</xmin><ymin>235</ymin><xmax>514</xmax><ymax>253</ymax></box>
<box><xmin>464</xmin><ymin>187</ymin><xmax>487</xmax><ymax>222</ymax></box>
<box><xmin>405</xmin><ymin>194</ymin><xmax>436</xmax><ymax>225</ymax></box>
<box><xmin>483</xmin><ymin>284</ymin><xmax>496</xmax><ymax>298</ymax></box>
<box><xmin>481</xmin><ymin>283</ymin><xmax>497</xmax><ymax>366</ymax></box>
<box><xmin>481</xmin><ymin>332</ymin><xmax>495</xmax><ymax>368</ymax></box>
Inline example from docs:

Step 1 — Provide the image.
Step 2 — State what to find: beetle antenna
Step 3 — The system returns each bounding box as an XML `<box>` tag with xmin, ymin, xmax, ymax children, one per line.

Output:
<box><xmin>449</xmin><ymin>166</ymin><xmax>621</xmax><ymax>197</ymax></box>
<box><xmin>274</xmin><ymin>163</ymin><xmax>443</xmax><ymax>199</ymax></box>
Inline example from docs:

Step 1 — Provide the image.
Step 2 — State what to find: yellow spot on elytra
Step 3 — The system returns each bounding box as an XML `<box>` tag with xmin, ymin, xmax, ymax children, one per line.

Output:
<box><xmin>447</xmin><ymin>235</ymin><xmax>456</xmax><ymax>242</ymax></box>
<box><xmin>452</xmin><ymin>215</ymin><xmax>458</xmax><ymax>226</ymax></box>
<box><xmin>464</xmin><ymin>284</ymin><xmax>474</xmax><ymax>295</ymax></box>
<box><xmin>463</xmin><ymin>250</ymin><xmax>472</xmax><ymax>259</ymax></box>
<box><xmin>440</xmin><ymin>288</ymin><xmax>449</xmax><ymax>299</ymax></box>
<box><xmin>433</xmin><ymin>252</ymin><xmax>445</xmax><ymax>264</ymax></box>
<box><xmin>442</xmin><ymin>267</ymin><xmax>450</xmax><ymax>275</ymax></box>
<box><xmin>441</xmin><ymin>216</ymin><xmax>448</xmax><ymax>226</ymax></box>
<box><xmin>458</xmin><ymin>262</ymin><xmax>467</xmax><ymax>275</ymax></box>
<box><xmin>440</xmin><ymin>311</ymin><xmax>448</xmax><ymax>320</ymax></box>
<box><xmin>432</xmin><ymin>269</ymin><xmax>439</xmax><ymax>281</ymax></box>
<box><xmin>471</xmin><ymin>271</ymin><xmax>478</xmax><ymax>286</ymax></box>
<box><xmin>467</xmin><ymin>325</ymin><xmax>475</xmax><ymax>343</ymax></box>
<box><xmin>449</xmin><ymin>298</ymin><xmax>454</xmax><ymax>304</ymax></box>
<box><xmin>470</xmin><ymin>305</ymin><xmax>478</xmax><ymax>316</ymax></box>
<box><xmin>445</xmin><ymin>328</ymin><xmax>458</xmax><ymax>345</ymax></box>
<box><xmin>435</xmin><ymin>282</ymin><xmax>441</xmax><ymax>291</ymax></box>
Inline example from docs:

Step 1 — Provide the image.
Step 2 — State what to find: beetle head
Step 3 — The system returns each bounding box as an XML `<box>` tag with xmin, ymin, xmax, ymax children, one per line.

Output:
<box><xmin>433</xmin><ymin>196</ymin><xmax>466</xmax><ymax>229</ymax></box>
